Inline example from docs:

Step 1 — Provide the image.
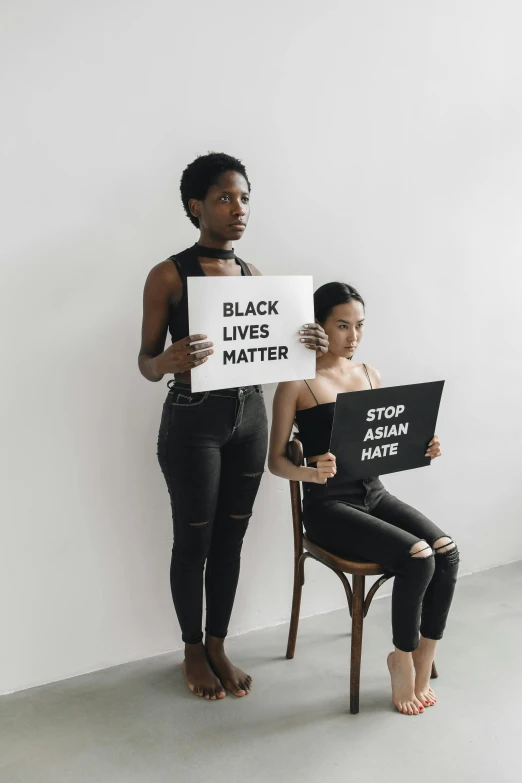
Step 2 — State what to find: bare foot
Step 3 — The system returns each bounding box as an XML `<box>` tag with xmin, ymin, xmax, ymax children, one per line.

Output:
<box><xmin>206</xmin><ymin>637</ymin><xmax>252</xmax><ymax>697</ymax></box>
<box><xmin>412</xmin><ymin>645</ymin><xmax>437</xmax><ymax>707</ymax></box>
<box><xmin>387</xmin><ymin>651</ymin><xmax>425</xmax><ymax>715</ymax></box>
<box><xmin>183</xmin><ymin>642</ymin><xmax>226</xmax><ymax>701</ymax></box>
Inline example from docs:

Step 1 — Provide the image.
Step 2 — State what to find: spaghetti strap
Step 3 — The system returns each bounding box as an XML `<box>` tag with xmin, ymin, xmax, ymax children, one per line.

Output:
<box><xmin>362</xmin><ymin>363</ymin><xmax>373</xmax><ymax>389</ymax></box>
<box><xmin>304</xmin><ymin>380</ymin><xmax>320</xmax><ymax>406</ymax></box>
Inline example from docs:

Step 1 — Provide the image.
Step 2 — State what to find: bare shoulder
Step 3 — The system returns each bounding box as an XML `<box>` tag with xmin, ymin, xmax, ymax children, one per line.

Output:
<box><xmin>362</xmin><ymin>363</ymin><xmax>382</xmax><ymax>388</ymax></box>
<box><xmin>273</xmin><ymin>379</ymin><xmax>302</xmax><ymax>406</ymax></box>
<box><xmin>247</xmin><ymin>262</ymin><xmax>262</xmax><ymax>276</ymax></box>
<box><xmin>146</xmin><ymin>258</ymin><xmax>180</xmax><ymax>286</ymax></box>
<box><xmin>144</xmin><ymin>258</ymin><xmax>182</xmax><ymax>301</ymax></box>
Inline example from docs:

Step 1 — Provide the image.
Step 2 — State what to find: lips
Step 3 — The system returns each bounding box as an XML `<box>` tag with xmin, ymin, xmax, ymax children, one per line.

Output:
<box><xmin>230</xmin><ymin>223</ymin><xmax>245</xmax><ymax>228</ymax></box>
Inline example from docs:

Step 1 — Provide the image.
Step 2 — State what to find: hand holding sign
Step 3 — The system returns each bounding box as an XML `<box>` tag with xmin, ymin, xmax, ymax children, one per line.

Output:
<box><xmin>425</xmin><ymin>435</ymin><xmax>441</xmax><ymax>459</ymax></box>
<box><xmin>313</xmin><ymin>452</ymin><xmax>337</xmax><ymax>484</ymax></box>
<box><xmin>155</xmin><ymin>334</ymin><xmax>215</xmax><ymax>375</ymax></box>
<box><xmin>300</xmin><ymin>323</ymin><xmax>328</xmax><ymax>354</ymax></box>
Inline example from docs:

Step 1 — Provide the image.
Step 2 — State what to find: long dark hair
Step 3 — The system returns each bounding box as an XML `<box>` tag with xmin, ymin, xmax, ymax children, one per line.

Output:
<box><xmin>314</xmin><ymin>282</ymin><xmax>365</xmax><ymax>323</ymax></box>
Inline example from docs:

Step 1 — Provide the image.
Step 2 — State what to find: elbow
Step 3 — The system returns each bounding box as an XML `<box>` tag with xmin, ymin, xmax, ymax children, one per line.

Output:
<box><xmin>267</xmin><ymin>453</ymin><xmax>280</xmax><ymax>477</ymax></box>
<box><xmin>138</xmin><ymin>352</ymin><xmax>160</xmax><ymax>382</ymax></box>
<box><xmin>137</xmin><ymin>353</ymin><xmax>148</xmax><ymax>379</ymax></box>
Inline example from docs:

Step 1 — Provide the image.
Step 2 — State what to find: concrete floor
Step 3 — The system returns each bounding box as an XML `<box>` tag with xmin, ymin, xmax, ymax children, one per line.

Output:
<box><xmin>2</xmin><ymin>562</ymin><xmax>521</xmax><ymax>783</ymax></box>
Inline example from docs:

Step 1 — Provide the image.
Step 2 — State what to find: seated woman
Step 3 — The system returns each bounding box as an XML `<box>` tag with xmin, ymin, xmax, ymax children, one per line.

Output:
<box><xmin>268</xmin><ymin>282</ymin><xmax>459</xmax><ymax>716</ymax></box>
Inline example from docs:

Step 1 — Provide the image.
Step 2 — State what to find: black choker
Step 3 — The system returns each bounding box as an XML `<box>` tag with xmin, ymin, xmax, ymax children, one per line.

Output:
<box><xmin>194</xmin><ymin>243</ymin><xmax>235</xmax><ymax>260</ymax></box>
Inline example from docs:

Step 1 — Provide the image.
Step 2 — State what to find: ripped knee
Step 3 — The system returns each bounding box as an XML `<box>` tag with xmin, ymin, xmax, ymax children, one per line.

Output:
<box><xmin>241</xmin><ymin>471</ymin><xmax>264</xmax><ymax>479</ymax></box>
<box><xmin>433</xmin><ymin>536</ymin><xmax>454</xmax><ymax>553</ymax></box>
<box><xmin>189</xmin><ymin>521</ymin><xmax>210</xmax><ymax>527</ymax></box>
<box><xmin>409</xmin><ymin>540</ymin><xmax>433</xmax><ymax>558</ymax></box>
<box><xmin>229</xmin><ymin>513</ymin><xmax>252</xmax><ymax>521</ymax></box>
<box><xmin>433</xmin><ymin>536</ymin><xmax>460</xmax><ymax>564</ymax></box>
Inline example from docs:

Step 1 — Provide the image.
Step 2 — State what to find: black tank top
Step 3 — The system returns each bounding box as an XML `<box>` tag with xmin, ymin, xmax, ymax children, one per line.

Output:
<box><xmin>168</xmin><ymin>244</ymin><xmax>252</xmax><ymax>344</ymax></box>
<box><xmin>295</xmin><ymin>364</ymin><xmax>373</xmax><ymax>458</ymax></box>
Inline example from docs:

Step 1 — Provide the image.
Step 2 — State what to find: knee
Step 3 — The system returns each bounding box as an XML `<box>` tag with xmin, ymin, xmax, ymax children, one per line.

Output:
<box><xmin>173</xmin><ymin>520</ymin><xmax>212</xmax><ymax>566</ymax></box>
<box><xmin>402</xmin><ymin>540</ymin><xmax>435</xmax><ymax>585</ymax></box>
<box><xmin>433</xmin><ymin>536</ymin><xmax>460</xmax><ymax>566</ymax></box>
<box><xmin>410</xmin><ymin>540</ymin><xmax>433</xmax><ymax>558</ymax></box>
<box><xmin>225</xmin><ymin>513</ymin><xmax>252</xmax><ymax>543</ymax></box>
<box><xmin>208</xmin><ymin>513</ymin><xmax>252</xmax><ymax>560</ymax></box>
<box><xmin>241</xmin><ymin>471</ymin><xmax>264</xmax><ymax>479</ymax></box>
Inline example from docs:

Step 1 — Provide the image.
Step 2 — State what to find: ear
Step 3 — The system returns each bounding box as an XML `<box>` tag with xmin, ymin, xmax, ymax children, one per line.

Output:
<box><xmin>188</xmin><ymin>198</ymin><xmax>201</xmax><ymax>219</ymax></box>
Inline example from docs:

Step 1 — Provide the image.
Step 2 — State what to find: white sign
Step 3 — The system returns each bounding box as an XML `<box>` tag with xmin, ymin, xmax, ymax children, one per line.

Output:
<box><xmin>188</xmin><ymin>275</ymin><xmax>316</xmax><ymax>392</ymax></box>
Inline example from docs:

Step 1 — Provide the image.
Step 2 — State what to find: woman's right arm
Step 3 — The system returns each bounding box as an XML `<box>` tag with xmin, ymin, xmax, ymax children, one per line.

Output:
<box><xmin>138</xmin><ymin>261</ymin><xmax>213</xmax><ymax>382</ymax></box>
<box><xmin>268</xmin><ymin>382</ymin><xmax>320</xmax><ymax>484</ymax></box>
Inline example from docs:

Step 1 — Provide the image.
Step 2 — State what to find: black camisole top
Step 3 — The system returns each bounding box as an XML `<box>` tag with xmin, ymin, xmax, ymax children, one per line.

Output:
<box><xmin>295</xmin><ymin>364</ymin><xmax>373</xmax><ymax>459</ymax></box>
<box><xmin>168</xmin><ymin>244</ymin><xmax>251</xmax><ymax>344</ymax></box>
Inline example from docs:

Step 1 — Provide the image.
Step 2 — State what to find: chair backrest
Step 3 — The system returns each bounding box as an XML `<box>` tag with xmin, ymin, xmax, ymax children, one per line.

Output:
<box><xmin>286</xmin><ymin>439</ymin><xmax>304</xmax><ymax>557</ymax></box>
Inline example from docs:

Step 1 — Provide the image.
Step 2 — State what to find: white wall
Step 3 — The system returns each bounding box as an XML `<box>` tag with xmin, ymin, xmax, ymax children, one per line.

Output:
<box><xmin>2</xmin><ymin>0</ymin><xmax>522</xmax><ymax>694</ymax></box>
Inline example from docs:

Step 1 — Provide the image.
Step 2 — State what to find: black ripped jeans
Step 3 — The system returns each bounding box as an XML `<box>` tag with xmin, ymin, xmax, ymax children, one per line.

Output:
<box><xmin>303</xmin><ymin>479</ymin><xmax>459</xmax><ymax>652</ymax></box>
<box><xmin>157</xmin><ymin>382</ymin><xmax>268</xmax><ymax>644</ymax></box>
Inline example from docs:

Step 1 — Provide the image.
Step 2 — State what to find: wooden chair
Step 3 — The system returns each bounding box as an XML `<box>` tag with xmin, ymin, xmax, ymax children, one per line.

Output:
<box><xmin>285</xmin><ymin>439</ymin><xmax>438</xmax><ymax>714</ymax></box>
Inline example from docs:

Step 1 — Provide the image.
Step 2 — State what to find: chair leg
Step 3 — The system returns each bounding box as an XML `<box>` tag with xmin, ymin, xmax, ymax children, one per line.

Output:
<box><xmin>286</xmin><ymin>558</ymin><xmax>303</xmax><ymax>659</ymax></box>
<box><xmin>350</xmin><ymin>574</ymin><xmax>365</xmax><ymax>715</ymax></box>
<box><xmin>431</xmin><ymin>661</ymin><xmax>439</xmax><ymax>679</ymax></box>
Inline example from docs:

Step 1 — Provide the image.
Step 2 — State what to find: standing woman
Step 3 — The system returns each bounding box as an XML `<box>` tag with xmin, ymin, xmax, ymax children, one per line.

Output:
<box><xmin>138</xmin><ymin>153</ymin><xmax>327</xmax><ymax>701</ymax></box>
<box><xmin>268</xmin><ymin>282</ymin><xmax>459</xmax><ymax>715</ymax></box>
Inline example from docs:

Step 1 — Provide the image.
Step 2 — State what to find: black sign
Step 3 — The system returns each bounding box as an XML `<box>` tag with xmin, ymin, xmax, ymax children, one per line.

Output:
<box><xmin>329</xmin><ymin>381</ymin><xmax>445</xmax><ymax>480</ymax></box>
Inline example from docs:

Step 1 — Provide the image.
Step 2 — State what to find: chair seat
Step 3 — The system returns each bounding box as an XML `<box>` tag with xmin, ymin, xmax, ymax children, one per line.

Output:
<box><xmin>303</xmin><ymin>536</ymin><xmax>387</xmax><ymax>576</ymax></box>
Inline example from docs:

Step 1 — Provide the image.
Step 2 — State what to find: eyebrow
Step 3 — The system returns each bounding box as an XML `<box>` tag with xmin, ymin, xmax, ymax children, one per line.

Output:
<box><xmin>218</xmin><ymin>189</ymin><xmax>250</xmax><ymax>196</ymax></box>
<box><xmin>337</xmin><ymin>318</ymin><xmax>365</xmax><ymax>324</ymax></box>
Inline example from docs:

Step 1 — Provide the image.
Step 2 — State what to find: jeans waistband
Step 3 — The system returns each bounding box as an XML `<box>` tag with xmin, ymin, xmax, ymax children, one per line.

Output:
<box><xmin>168</xmin><ymin>381</ymin><xmax>262</xmax><ymax>399</ymax></box>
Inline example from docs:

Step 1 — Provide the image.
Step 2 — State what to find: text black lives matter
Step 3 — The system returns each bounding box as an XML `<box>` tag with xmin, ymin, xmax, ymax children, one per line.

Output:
<box><xmin>222</xmin><ymin>300</ymin><xmax>289</xmax><ymax>365</ymax></box>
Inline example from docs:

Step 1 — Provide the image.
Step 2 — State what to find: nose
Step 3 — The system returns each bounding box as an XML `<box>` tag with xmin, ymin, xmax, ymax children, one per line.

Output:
<box><xmin>347</xmin><ymin>326</ymin><xmax>357</xmax><ymax>343</ymax></box>
<box><xmin>232</xmin><ymin>199</ymin><xmax>247</xmax><ymax>216</ymax></box>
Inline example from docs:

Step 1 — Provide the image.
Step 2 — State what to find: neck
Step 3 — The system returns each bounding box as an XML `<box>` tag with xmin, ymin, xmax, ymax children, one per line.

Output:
<box><xmin>317</xmin><ymin>352</ymin><xmax>353</xmax><ymax>372</ymax></box>
<box><xmin>197</xmin><ymin>231</ymin><xmax>233</xmax><ymax>251</ymax></box>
